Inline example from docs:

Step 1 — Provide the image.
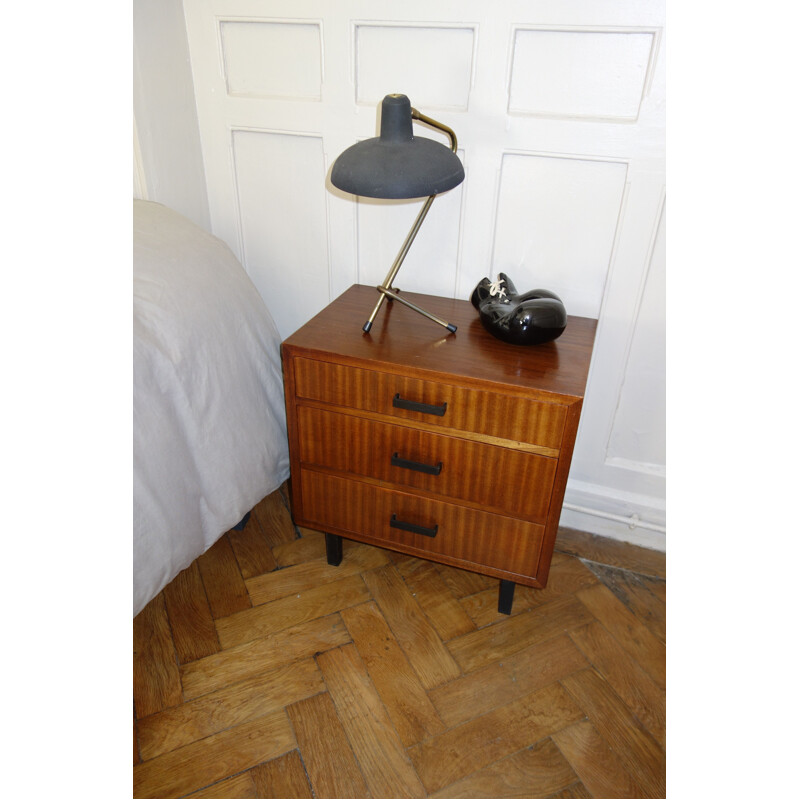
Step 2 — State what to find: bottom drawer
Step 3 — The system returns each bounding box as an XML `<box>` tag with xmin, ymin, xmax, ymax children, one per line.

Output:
<box><xmin>299</xmin><ymin>469</ymin><xmax>545</xmax><ymax>581</ymax></box>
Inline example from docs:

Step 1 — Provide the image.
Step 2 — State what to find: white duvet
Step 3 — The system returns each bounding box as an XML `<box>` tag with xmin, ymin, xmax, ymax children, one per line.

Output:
<box><xmin>133</xmin><ymin>200</ymin><xmax>290</xmax><ymax>616</ymax></box>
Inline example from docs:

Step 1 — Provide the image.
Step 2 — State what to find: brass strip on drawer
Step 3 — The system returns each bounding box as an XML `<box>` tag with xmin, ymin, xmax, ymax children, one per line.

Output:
<box><xmin>295</xmin><ymin>398</ymin><xmax>560</xmax><ymax>459</ymax></box>
<box><xmin>297</xmin><ymin>405</ymin><xmax>557</xmax><ymax>524</ymax></box>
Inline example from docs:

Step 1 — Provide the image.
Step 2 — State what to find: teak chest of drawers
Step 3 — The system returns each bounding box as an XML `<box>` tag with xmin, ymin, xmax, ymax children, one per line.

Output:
<box><xmin>281</xmin><ymin>285</ymin><xmax>596</xmax><ymax>613</ymax></box>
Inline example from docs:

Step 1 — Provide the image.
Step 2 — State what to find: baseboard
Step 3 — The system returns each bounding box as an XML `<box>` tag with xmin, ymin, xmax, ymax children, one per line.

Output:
<box><xmin>559</xmin><ymin>480</ymin><xmax>666</xmax><ymax>552</ymax></box>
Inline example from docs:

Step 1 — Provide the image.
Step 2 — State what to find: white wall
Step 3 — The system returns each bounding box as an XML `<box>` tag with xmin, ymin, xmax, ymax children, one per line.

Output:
<box><xmin>134</xmin><ymin>0</ymin><xmax>666</xmax><ymax>551</ymax></box>
<box><xmin>133</xmin><ymin>0</ymin><xmax>210</xmax><ymax>230</ymax></box>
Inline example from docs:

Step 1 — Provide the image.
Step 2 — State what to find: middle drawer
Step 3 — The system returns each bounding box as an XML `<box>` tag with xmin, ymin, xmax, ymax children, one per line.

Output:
<box><xmin>297</xmin><ymin>405</ymin><xmax>557</xmax><ymax>524</ymax></box>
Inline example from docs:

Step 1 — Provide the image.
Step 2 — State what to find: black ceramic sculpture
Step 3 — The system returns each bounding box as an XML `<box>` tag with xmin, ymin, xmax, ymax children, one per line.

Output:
<box><xmin>470</xmin><ymin>273</ymin><xmax>567</xmax><ymax>345</ymax></box>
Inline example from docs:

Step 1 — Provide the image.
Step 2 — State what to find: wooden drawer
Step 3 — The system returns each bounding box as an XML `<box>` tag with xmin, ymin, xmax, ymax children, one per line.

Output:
<box><xmin>297</xmin><ymin>405</ymin><xmax>557</xmax><ymax>523</ymax></box>
<box><xmin>293</xmin><ymin>357</ymin><xmax>566</xmax><ymax>453</ymax></box>
<box><xmin>299</xmin><ymin>470</ymin><xmax>545</xmax><ymax>580</ymax></box>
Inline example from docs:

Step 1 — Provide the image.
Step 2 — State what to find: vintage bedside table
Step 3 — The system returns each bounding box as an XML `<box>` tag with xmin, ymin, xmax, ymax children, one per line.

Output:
<box><xmin>281</xmin><ymin>285</ymin><xmax>596</xmax><ymax>614</ymax></box>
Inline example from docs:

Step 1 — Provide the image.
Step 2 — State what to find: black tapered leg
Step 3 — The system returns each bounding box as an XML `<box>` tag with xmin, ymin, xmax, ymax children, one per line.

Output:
<box><xmin>325</xmin><ymin>533</ymin><xmax>343</xmax><ymax>566</ymax></box>
<box><xmin>498</xmin><ymin>580</ymin><xmax>516</xmax><ymax>615</ymax></box>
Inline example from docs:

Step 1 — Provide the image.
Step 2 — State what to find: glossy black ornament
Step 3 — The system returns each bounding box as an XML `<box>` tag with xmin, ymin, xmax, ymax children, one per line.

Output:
<box><xmin>470</xmin><ymin>273</ymin><xmax>567</xmax><ymax>345</ymax></box>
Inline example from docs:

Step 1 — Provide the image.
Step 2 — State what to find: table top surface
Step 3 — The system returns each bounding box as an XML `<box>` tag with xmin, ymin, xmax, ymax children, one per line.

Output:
<box><xmin>283</xmin><ymin>285</ymin><xmax>597</xmax><ymax>402</ymax></box>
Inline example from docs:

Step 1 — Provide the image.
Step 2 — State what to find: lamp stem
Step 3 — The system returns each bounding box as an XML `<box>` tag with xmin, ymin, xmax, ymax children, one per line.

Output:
<box><xmin>362</xmin><ymin>107</ymin><xmax>459</xmax><ymax>334</ymax></box>
<box><xmin>363</xmin><ymin>195</ymin><xmax>435</xmax><ymax>332</ymax></box>
<box><xmin>383</xmin><ymin>195</ymin><xmax>435</xmax><ymax>290</ymax></box>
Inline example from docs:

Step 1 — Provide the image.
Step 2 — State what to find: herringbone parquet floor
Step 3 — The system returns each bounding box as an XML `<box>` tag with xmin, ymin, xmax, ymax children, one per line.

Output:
<box><xmin>133</xmin><ymin>484</ymin><xmax>666</xmax><ymax>799</ymax></box>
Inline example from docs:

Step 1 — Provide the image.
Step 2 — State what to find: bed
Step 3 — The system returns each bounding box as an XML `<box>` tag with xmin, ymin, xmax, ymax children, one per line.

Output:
<box><xmin>133</xmin><ymin>199</ymin><xmax>290</xmax><ymax>617</ymax></box>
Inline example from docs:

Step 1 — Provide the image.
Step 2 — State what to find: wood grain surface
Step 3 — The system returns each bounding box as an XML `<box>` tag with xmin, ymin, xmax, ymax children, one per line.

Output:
<box><xmin>134</xmin><ymin>484</ymin><xmax>665</xmax><ymax>798</ymax></box>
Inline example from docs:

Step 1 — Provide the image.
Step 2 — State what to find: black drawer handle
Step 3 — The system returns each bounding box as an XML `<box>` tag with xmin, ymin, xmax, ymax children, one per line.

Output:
<box><xmin>391</xmin><ymin>452</ymin><xmax>443</xmax><ymax>476</ymax></box>
<box><xmin>392</xmin><ymin>393</ymin><xmax>447</xmax><ymax>417</ymax></box>
<box><xmin>390</xmin><ymin>514</ymin><xmax>438</xmax><ymax>538</ymax></box>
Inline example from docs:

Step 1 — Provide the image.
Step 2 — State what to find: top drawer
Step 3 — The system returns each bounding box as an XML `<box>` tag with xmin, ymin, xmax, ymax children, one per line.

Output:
<box><xmin>292</xmin><ymin>357</ymin><xmax>567</xmax><ymax>452</ymax></box>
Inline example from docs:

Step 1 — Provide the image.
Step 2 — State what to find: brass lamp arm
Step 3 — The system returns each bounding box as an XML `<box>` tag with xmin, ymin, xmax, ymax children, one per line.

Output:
<box><xmin>411</xmin><ymin>108</ymin><xmax>458</xmax><ymax>153</ymax></box>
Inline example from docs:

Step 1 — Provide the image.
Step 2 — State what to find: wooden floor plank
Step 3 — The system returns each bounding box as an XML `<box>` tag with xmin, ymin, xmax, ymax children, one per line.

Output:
<box><xmin>132</xmin><ymin>711</ymin><xmax>295</xmax><ymax>799</ymax></box>
<box><xmin>197</xmin><ymin>535</ymin><xmax>251</xmax><ymax>619</ymax></box>
<box><xmin>162</xmin><ymin>561</ymin><xmax>219</xmax><ymax>663</ymax></box>
<box><xmin>137</xmin><ymin>659</ymin><xmax>323</xmax><ymax>760</ymax></box>
<box><xmin>551</xmin><ymin>781</ymin><xmax>592</xmax><ymax>798</ymax></box>
<box><xmin>133</xmin><ymin>593</ymin><xmax>183</xmax><ymax>718</ymax></box>
<box><xmin>134</xmin><ymin>717</ymin><xmax>140</xmax><ymax>766</ymax></box>
<box><xmin>317</xmin><ymin>643</ymin><xmax>426</xmax><ymax>798</ymax></box>
<box><xmin>227</xmin><ymin>516</ymin><xmax>278</xmax><ymax>580</ymax></box>
<box><xmin>552</xmin><ymin>719</ymin><xmax>648</xmax><ymax>799</ymax></box>
<box><xmin>245</xmin><ymin>543</ymin><xmax>389</xmax><ymax>605</ymax></box>
<box><xmin>429</xmin><ymin>634</ymin><xmax>588</xmax><ymax>728</ymax></box>
<box><xmin>431</xmin><ymin>738</ymin><xmax>577</xmax><ymax>799</ymax></box>
<box><xmin>586</xmin><ymin>562</ymin><xmax>667</xmax><ymax>643</ymax></box>
<box><xmin>393</xmin><ymin>555</ymin><xmax>477</xmax><ymax>640</ymax></box>
<box><xmin>342</xmin><ymin>600</ymin><xmax>446</xmax><ymax>747</ymax></box>
<box><xmin>447</xmin><ymin>594</ymin><xmax>594</xmax><ymax>674</ymax></box>
<box><xmin>459</xmin><ymin>580</ymin><xmax>543</xmax><ymax>625</ymax></box>
<box><xmin>435</xmin><ymin>561</ymin><xmax>495</xmax><ymax>598</ymax></box>
<box><xmin>180</xmin><ymin>614</ymin><xmax>350</xmax><ymax>699</ymax></box>
<box><xmin>185</xmin><ymin>772</ymin><xmax>258</xmax><ymax>798</ymax></box>
<box><xmin>534</xmin><ymin>552</ymin><xmax>602</xmax><ymax>598</ymax></box>
<box><xmin>287</xmin><ymin>692</ymin><xmax>370</xmax><ymax>799</ymax></box>
<box><xmin>249</xmin><ymin>750</ymin><xmax>313</xmax><ymax>798</ymax></box>
<box><xmin>555</xmin><ymin>527</ymin><xmax>666</xmax><ymax>579</ymax></box>
<box><xmin>362</xmin><ymin>564</ymin><xmax>461</xmax><ymax>690</ymax></box>
<box><xmin>560</xmin><ymin>669</ymin><xmax>666</xmax><ymax>798</ymax></box>
<box><xmin>460</xmin><ymin>553</ymin><xmax>601</xmax><ymax>628</ymax></box>
<box><xmin>407</xmin><ymin>682</ymin><xmax>584</xmax><ymax>795</ymax></box>
<box><xmin>641</xmin><ymin>571</ymin><xmax>667</xmax><ymax>604</ymax></box>
<box><xmin>576</xmin><ymin>583</ymin><xmax>666</xmax><ymax>689</ymax></box>
<box><xmin>569</xmin><ymin>621</ymin><xmax>666</xmax><ymax>749</ymax></box>
<box><xmin>215</xmin><ymin>574</ymin><xmax>370</xmax><ymax>649</ymax></box>
<box><xmin>271</xmin><ymin>528</ymin><xmax>327</xmax><ymax>567</ymax></box>
<box><xmin>252</xmin><ymin>490</ymin><xmax>298</xmax><ymax>547</ymax></box>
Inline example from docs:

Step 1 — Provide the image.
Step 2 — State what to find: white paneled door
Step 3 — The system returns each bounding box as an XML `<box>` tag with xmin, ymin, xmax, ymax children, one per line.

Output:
<box><xmin>182</xmin><ymin>0</ymin><xmax>666</xmax><ymax>548</ymax></box>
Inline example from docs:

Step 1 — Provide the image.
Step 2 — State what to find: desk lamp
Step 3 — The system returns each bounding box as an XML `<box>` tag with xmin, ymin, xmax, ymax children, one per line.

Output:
<box><xmin>330</xmin><ymin>94</ymin><xmax>465</xmax><ymax>333</ymax></box>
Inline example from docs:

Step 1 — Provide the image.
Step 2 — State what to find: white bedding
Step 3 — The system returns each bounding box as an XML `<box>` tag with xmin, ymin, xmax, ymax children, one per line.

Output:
<box><xmin>133</xmin><ymin>200</ymin><xmax>290</xmax><ymax>617</ymax></box>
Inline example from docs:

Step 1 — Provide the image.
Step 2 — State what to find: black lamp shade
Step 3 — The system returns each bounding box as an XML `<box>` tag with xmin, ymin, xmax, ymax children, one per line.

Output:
<box><xmin>331</xmin><ymin>94</ymin><xmax>465</xmax><ymax>199</ymax></box>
